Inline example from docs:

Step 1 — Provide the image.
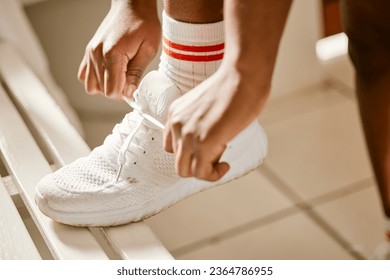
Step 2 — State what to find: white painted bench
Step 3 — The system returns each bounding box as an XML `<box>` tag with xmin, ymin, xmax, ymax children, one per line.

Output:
<box><xmin>0</xmin><ymin>42</ymin><xmax>172</xmax><ymax>260</ymax></box>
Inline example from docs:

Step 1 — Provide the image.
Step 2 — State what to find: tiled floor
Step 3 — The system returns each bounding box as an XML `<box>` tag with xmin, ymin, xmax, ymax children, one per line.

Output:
<box><xmin>81</xmin><ymin>77</ymin><xmax>385</xmax><ymax>260</ymax></box>
<box><xmin>142</xmin><ymin>80</ymin><xmax>384</xmax><ymax>260</ymax></box>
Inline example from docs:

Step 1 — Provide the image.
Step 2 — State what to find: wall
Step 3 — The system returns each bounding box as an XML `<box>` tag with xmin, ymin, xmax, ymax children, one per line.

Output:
<box><xmin>25</xmin><ymin>0</ymin><xmax>133</xmax><ymax>119</ymax></box>
<box><xmin>271</xmin><ymin>0</ymin><xmax>325</xmax><ymax>96</ymax></box>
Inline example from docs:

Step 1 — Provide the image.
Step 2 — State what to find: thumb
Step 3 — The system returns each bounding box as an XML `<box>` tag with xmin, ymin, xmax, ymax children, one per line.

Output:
<box><xmin>123</xmin><ymin>43</ymin><xmax>154</xmax><ymax>98</ymax></box>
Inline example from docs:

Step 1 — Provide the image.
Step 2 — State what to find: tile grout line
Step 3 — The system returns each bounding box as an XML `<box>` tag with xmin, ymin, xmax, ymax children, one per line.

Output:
<box><xmin>172</xmin><ymin>205</ymin><xmax>300</xmax><ymax>258</ymax></box>
<box><xmin>259</xmin><ymin>79</ymin><xmax>353</xmax><ymax>127</ymax></box>
<box><xmin>305</xmin><ymin>177</ymin><xmax>375</xmax><ymax>208</ymax></box>
<box><xmin>303</xmin><ymin>210</ymin><xmax>364</xmax><ymax>259</ymax></box>
<box><xmin>258</xmin><ymin>163</ymin><xmax>374</xmax><ymax>212</ymax></box>
<box><xmin>324</xmin><ymin>78</ymin><xmax>356</xmax><ymax>101</ymax></box>
<box><xmin>259</xmin><ymin>163</ymin><xmax>366</xmax><ymax>260</ymax></box>
<box><xmin>172</xmin><ymin>166</ymin><xmax>373</xmax><ymax>259</ymax></box>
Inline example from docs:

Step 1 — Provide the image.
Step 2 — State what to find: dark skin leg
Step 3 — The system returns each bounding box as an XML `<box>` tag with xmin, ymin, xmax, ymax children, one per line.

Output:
<box><xmin>163</xmin><ymin>0</ymin><xmax>224</xmax><ymax>23</ymax></box>
<box><xmin>341</xmin><ymin>0</ymin><xmax>390</xmax><ymax>217</ymax></box>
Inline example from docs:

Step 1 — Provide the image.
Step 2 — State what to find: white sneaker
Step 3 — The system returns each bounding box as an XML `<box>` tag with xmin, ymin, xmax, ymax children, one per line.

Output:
<box><xmin>35</xmin><ymin>70</ymin><xmax>268</xmax><ymax>227</ymax></box>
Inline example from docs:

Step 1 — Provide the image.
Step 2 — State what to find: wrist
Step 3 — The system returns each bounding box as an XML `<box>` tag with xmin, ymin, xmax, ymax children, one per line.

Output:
<box><xmin>225</xmin><ymin>47</ymin><xmax>273</xmax><ymax>86</ymax></box>
<box><xmin>220</xmin><ymin>58</ymin><xmax>271</xmax><ymax>114</ymax></box>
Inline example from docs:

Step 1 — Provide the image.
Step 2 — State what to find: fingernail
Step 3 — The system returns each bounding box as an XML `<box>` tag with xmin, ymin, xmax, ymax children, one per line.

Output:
<box><xmin>126</xmin><ymin>84</ymin><xmax>137</xmax><ymax>98</ymax></box>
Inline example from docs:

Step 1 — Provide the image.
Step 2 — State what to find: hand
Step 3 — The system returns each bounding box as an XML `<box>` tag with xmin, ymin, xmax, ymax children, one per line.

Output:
<box><xmin>163</xmin><ymin>62</ymin><xmax>268</xmax><ymax>182</ymax></box>
<box><xmin>78</xmin><ymin>0</ymin><xmax>161</xmax><ymax>99</ymax></box>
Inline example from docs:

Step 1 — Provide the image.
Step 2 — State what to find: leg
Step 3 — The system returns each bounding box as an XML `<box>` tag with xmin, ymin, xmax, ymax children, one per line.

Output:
<box><xmin>159</xmin><ymin>0</ymin><xmax>224</xmax><ymax>93</ymax></box>
<box><xmin>341</xmin><ymin>0</ymin><xmax>390</xmax><ymax>255</ymax></box>
<box><xmin>164</xmin><ymin>0</ymin><xmax>223</xmax><ymax>23</ymax></box>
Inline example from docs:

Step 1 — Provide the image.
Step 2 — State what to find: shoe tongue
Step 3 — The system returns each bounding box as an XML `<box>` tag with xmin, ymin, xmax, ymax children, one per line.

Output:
<box><xmin>133</xmin><ymin>71</ymin><xmax>181</xmax><ymax>124</ymax></box>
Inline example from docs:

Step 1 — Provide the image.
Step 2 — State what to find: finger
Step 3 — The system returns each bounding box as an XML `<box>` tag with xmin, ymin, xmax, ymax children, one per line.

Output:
<box><xmin>210</xmin><ymin>162</ymin><xmax>230</xmax><ymax>181</ymax></box>
<box><xmin>85</xmin><ymin>56</ymin><xmax>100</xmax><ymax>95</ymax></box>
<box><xmin>91</xmin><ymin>50</ymin><xmax>105</xmax><ymax>94</ymax></box>
<box><xmin>170</xmin><ymin>122</ymin><xmax>182</xmax><ymax>154</ymax></box>
<box><xmin>193</xmin><ymin>159</ymin><xmax>230</xmax><ymax>182</ymax></box>
<box><xmin>77</xmin><ymin>55</ymin><xmax>87</xmax><ymax>82</ymax></box>
<box><xmin>175</xmin><ymin>135</ymin><xmax>194</xmax><ymax>177</ymax></box>
<box><xmin>163</xmin><ymin>123</ymin><xmax>174</xmax><ymax>153</ymax></box>
<box><xmin>103</xmin><ymin>56</ymin><xmax>127</xmax><ymax>99</ymax></box>
<box><xmin>192</xmin><ymin>146</ymin><xmax>230</xmax><ymax>181</ymax></box>
<box><xmin>123</xmin><ymin>42</ymin><xmax>155</xmax><ymax>98</ymax></box>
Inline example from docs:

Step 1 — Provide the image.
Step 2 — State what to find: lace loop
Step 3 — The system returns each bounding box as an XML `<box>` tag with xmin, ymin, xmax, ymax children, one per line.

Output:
<box><xmin>115</xmin><ymin>97</ymin><xmax>166</xmax><ymax>182</ymax></box>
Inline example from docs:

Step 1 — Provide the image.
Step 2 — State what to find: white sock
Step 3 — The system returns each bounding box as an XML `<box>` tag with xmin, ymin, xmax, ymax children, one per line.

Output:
<box><xmin>159</xmin><ymin>11</ymin><xmax>225</xmax><ymax>93</ymax></box>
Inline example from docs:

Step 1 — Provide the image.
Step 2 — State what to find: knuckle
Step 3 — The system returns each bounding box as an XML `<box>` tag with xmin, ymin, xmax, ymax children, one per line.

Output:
<box><xmin>143</xmin><ymin>42</ymin><xmax>159</xmax><ymax>57</ymax></box>
<box><xmin>181</xmin><ymin>125</ymin><xmax>194</xmax><ymax>136</ymax></box>
<box><xmin>85</xmin><ymin>45</ymin><xmax>92</xmax><ymax>54</ymax></box>
<box><xmin>102</xmin><ymin>47</ymin><xmax>115</xmax><ymax>60</ymax></box>
<box><xmin>171</xmin><ymin>119</ymin><xmax>182</xmax><ymax>130</ymax></box>
<box><xmin>127</xmin><ymin>68</ymin><xmax>143</xmax><ymax>79</ymax></box>
<box><xmin>181</xmin><ymin>128</ymin><xmax>195</xmax><ymax>142</ymax></box>
<box><xmin>87</xmin><ymin>43</ymin><xmax>102</xmax><ymax>55</ymax></box>
<box><xmin>102</xmin><ymin>46</ymin><xmax>122</xmax><ymax>63</ymax></box>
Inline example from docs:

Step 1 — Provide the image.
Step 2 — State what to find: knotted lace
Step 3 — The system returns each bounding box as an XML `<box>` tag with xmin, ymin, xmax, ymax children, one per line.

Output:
<box><xmin>115</xmin><ymin>97</ymin><xmax>165</xmax><ymax>181</ymax></box>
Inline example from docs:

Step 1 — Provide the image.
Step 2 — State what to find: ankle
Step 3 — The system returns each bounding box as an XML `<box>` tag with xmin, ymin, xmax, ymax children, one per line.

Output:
<box><xmin>158</xmin><ymin>11</ymin><xmax>224</xmax><ymax>93</ymax></box>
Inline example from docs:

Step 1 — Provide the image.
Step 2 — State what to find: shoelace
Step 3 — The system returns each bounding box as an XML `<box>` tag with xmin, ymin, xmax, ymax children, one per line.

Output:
<box><xmin>115</xmin><ymin>97</ymin><xmax>166</xmax><ymax>182</ymax></box>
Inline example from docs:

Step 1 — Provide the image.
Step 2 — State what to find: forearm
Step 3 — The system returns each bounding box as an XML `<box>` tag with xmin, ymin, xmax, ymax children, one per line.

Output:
<box><xmin>223</xmin><ymin>0</ymin><xmax>292</xmax><ymax>108</ymax></box>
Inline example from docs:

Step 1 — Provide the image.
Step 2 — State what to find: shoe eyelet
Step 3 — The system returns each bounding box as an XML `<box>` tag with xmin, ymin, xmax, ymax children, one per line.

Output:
<box><xmin>133</xmin><ymin>162</ymin><xmax>137</xmax><ymax>165</ymax></box>
<box><xmin>152</xmin><ymin>137</ymin><xmax>154</xmax><ymax>140</ymax></box>
<box><xmin>143</xmin><ymin>151</ymin><xmax>146</xmax><ymax>154</ymax></box>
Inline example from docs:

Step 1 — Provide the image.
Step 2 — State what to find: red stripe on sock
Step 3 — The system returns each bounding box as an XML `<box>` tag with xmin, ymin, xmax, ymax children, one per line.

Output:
<box><xmin>163</xmin><ymin>45</ymin><xmax>223</xmax><ymax>62</ymax></box>
<box><xmin>386</xmin><ymin>231</ymin><xmax>390</xmax><ymax>241</ymax></box>
<box><xmin>163</xmin><ymin>36</ymin><xmax>224</xmax><ymax>52</ymax></box>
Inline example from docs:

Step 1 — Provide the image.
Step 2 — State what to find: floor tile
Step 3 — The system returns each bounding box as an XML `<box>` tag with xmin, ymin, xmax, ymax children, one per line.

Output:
<box><xmin>259</xmin><ymin>83</ymin><xmax>348</xmax><ymax>126</ymax></box>
<box><xmin>321</xmin><ymin>55</ymin><xmax>355</xmax><ymax>91</ymax></box>
<box><xmin>145</xmin><ymin>169</ymin><xmax>293</xmax><ymax>252</ymax></box>
<box><xmin>313</xmin><ymin>186</ymin><xmax>385</xmax><ymax>259</ymax></box>
<box><xmin>177</xmin><ymin>212</ymin><xmax>353</xmax><ymax>260</ymax></box>
<box><xmin>264</xmin><ymin>100</ymin><xmax>372</xmax><ymax>200</ymax></box>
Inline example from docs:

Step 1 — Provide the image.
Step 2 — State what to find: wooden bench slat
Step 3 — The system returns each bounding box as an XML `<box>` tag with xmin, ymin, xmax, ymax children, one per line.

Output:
<box><xmin>0</xmin><ymin>44</ymin><xmax>90</xmax><ymax>167</ymax></box>
<box><xmin>0</xmin><ymin>178</ymin><xmax>41</xmax><ymax>260</ymax></box>
<box><xmin>0</xmin><ymin>42</ymin><xmax>172</xmax><ymax>260</ymax></box>
<box><xmin>0</xmin><ymin>85</ymin><xmax>109</xmax><ymax>260</ymax></box>
<box><xmin>104</xmin><ymin>224</ymin><xmax>173</xmax><ymax>260</ymax></box>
